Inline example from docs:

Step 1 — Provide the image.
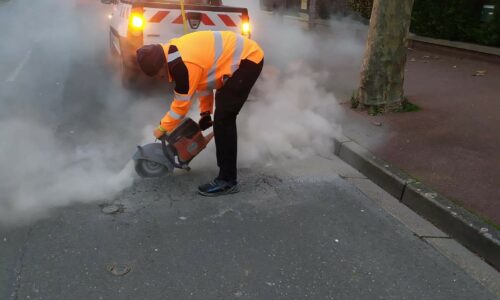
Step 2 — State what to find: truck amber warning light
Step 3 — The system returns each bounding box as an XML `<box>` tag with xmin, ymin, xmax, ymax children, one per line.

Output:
<box><xmin>241</xmin><ymin>22</ymin><xmax>250</xmax><ymax>35</ymax></box>
<box><xmin>131</xmin><ymin>15</ymin><xmax>145</xmax><ymax>29</ymax></box>
<box><xmin>241</xmin><ymin>13</ymin><xmax>251</xmax><ymax>37</ymax></box>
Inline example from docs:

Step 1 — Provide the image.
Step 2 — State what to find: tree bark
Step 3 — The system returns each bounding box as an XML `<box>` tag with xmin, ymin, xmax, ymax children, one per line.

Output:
<box><xmin>308</xmin><ymin>0</ymin><xmax>318</xmax><ymax>28</ymax></box>
<box><xmin>356</xmin><ymin>0</ymin><xmax>414</xmax><ymax>110</ymax></box>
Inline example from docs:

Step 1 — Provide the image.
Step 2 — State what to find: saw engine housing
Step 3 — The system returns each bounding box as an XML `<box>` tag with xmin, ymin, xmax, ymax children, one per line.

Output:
<box><xmin>167</xmin><ymin>118</ymin><xmax>211</xmax><ymax>164</ymax></box>
<box><xmin>133</xmin><ymin>118</ymin><xmax>213</xmax><ymax>177</ymax></box>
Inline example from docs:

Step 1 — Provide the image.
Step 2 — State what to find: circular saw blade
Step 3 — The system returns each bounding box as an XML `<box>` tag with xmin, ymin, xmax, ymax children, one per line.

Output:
<box><xmin>134</xmin><ymin>159</ymin><xmax>172</xmax><ymax>178</ymax></box>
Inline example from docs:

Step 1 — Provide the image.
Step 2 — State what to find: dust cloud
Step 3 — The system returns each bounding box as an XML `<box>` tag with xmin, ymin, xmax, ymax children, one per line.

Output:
<box><xmin>0</xmin><ymin>0</ymin><xmax>366</xmax><ymax>225</ymax></box>
<box><xmin>223</xmin><ymin>0</ymin><xmax>367</xmax><ymax>165</ymax></box>
<box><xmin>0</xmin><ymin>0</ymin><xmax>160</xmax><ymax>225</ymax></box>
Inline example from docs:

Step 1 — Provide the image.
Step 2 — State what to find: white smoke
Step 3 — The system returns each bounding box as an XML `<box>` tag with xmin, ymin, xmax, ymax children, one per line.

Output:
<box><xmin>224</xmin><ymin>1</ymin><xmax>367</xmax><ymax>164</ymax></box>
<box><xmin>0</xmin><ymin>0</ymin><xmax>367</xmax><ymax>225</ymax></box>
<box><xmin>238</xmin><ymin>63</ymin><xmax>342</xmax><ymax>164</ymax></box>
<box><xmin>0</xmin><ymin>120</ymin><xmax>134</xmax><ymax>223</ymax></box>
<box><xmin>0</xmin><ymin>0</ymin><xmax>161</xmax><ymax>225</ymax></box>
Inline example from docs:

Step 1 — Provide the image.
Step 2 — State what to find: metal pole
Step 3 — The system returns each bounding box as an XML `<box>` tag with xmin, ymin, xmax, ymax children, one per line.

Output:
<box><xmin>180</xmin><ymin>0</ymin><xmax>188</xmax><ymax>34</ymax></box>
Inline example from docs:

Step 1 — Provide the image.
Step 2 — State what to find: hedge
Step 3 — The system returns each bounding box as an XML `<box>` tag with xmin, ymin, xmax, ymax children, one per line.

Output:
<box><xmin>348</xmin><ymin>0</ymin><xmax>500</xmax><ymax>47</ymax></box>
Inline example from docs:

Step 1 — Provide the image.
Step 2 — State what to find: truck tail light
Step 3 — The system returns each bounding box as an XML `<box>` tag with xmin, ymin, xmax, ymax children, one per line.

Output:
<box><xmin>241</xmin><ymin>21</ymin><xmax>250</xmax><ymax>35</ymax></box>
<box><xmin>128</xmin><ymin>7</ymin><xmax>145</xmax><ymax>37</ymax></box>
<box><xmin>241</xmin><ymin>13</ymin><xmax>251</xmax><ymax>38</ymax></box>
<box><xmin>131</xmin><ymin>15</ymin><xmax>144</xmax><ymax>29</ymax></box>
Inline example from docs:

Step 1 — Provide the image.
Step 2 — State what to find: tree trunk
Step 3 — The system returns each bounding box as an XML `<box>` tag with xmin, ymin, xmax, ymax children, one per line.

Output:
<box><xmin>356</xmin><ymin>0</ymin><xmax>414</xmax><ymax>111</ymax></box>
<box><xmin>308</xmin><ymin>0</ymin><xmax>318</xmax><ymax>28</ymax></box>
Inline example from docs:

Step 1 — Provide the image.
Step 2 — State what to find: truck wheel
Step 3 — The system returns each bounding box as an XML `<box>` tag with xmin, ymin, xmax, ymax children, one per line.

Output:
<box><xmin>121</xmin><ymin>59</ymin><xmax>140</xmax><ymax>89</ymax></box>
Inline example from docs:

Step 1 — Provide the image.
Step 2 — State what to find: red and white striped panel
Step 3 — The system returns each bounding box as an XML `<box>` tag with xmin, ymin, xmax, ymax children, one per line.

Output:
<box><xmin>145</xmin><ymin>10</ymin><xmax>241</xmax><ymax>28</ymax></box>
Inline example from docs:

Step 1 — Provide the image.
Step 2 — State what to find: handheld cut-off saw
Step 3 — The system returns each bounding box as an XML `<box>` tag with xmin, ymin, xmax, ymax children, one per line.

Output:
<box><xmin>133</xmin><ymin>118</ymin><xmax>213</xmax><ymax>177</ymax></box>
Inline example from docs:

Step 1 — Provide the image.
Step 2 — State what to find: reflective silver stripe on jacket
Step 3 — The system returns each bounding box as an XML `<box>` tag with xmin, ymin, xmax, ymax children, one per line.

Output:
<box><xmin>174</xmin><ymin>93</ymin><xmax>192</xmax><ymax>101</ymax></box>
<box><xmin>167</xmin><ymin>51</ymin><xmax>181</xmax><ymax>62</ymax></box>
<box><xmin>168</xmin><ymin>110</ymin><xmax>184</xmax><ymax>120</ymax></box>
<box><xmin>206</xmin><ymin>32</ymin><xmax>223</xmax><ymax>90</ymax></box>
<box><xmin>197</xmin><ymin>90</ymin><xmax>213</xmax><ymax>97</ymax></box>
<box><xmin>231</xmin><ymin>35</ymin><xmax>244</xmax><ymax>73</ymax></box>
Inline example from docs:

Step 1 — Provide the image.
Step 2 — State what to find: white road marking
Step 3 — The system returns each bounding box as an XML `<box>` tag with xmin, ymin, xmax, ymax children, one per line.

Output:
<box><xmin>6</xmin><ymin>49</ymin><xmax>32</xmax><ymax>83</ymax></box>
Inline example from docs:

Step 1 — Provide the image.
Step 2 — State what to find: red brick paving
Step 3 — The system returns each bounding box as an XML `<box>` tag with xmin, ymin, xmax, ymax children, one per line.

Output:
<box><xmin>342</xmin><ymin>45</ymin><xmax>500</xmax><ymax>225</ymax></box>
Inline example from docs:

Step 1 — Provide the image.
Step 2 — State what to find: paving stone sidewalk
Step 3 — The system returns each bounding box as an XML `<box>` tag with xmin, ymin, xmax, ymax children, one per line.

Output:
<box><xmin>341</xmin><ymin>45</ymin><xmax>500</xmax><ymax>226</ymax></box>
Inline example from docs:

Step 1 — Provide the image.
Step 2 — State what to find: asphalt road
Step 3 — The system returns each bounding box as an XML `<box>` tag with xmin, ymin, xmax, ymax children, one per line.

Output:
<box><xmin>0</xmin><ymin>1</ymin><xmax>498</xmax><ymax>299</ymax></box>
<box><xmin>1</xmin><ymin>157</ymin><xmax>497</xmax><ymax>300</ymax></box>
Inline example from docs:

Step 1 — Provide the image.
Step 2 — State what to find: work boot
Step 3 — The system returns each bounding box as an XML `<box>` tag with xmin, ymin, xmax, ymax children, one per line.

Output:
<box><xmin>198</xmin><ymin>178</ymin><xmax>239</xmax><ymax>197</ymax></box>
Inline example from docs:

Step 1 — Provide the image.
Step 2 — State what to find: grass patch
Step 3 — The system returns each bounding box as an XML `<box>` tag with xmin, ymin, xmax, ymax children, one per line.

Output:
<box><xmin>484</xmin><ymin>218</ymin><xmax>500</xmax><ymax>231</ymax></box>
<box><xmin>394</xmin><ymin>98</ymin><xmax>421</xmax><ymax>113</ymax></box>
<box><xmin>351</xmin><ymin>94</ymin><xmax>421</xmax><ymax>115</ymax></box>
<box><xmin>350</xmin><ymin>92</ymin><xmax>360</xmax><ymax>109</ymax></box>
<box><xmin>368</xmin><ymin>105</ymin><xmax>382</xmax><ymax>116</ymax></box>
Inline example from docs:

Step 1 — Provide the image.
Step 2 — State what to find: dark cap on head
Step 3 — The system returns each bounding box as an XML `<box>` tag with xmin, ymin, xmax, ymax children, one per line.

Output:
<box><xmin>136</xmin><ymin>44</ymin><xmax>166</xmax><ymax>76</ymax></box>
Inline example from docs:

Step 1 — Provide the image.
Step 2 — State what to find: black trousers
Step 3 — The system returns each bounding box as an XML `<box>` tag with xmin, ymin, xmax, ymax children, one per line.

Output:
<box><xmin>214</xmin><ymin>58</ymin><xmax>264</xmax><ymax>181</ymax></box>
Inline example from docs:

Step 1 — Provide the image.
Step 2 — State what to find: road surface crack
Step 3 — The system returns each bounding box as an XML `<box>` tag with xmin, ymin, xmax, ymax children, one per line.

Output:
<box><xmin>11</xmin><ymin>225</ymin><xmax>33</xmax><ymax>300</ymax></box>
<box><xmin>414</xmin><ymin>234</ymin><xmax>451</xmax><ymax>239</ymax></box>
<box><xmin>338</xmin><ymin>174</ymin><xmax>368</xmax><ymax>180</ymax></box>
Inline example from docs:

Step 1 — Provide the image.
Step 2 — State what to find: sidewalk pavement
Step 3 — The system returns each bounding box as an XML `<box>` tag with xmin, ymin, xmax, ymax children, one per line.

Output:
<box><xmin>341</xmin><ymin>44</ymin><xmax>500</xmax><ymax>227</ymax></box>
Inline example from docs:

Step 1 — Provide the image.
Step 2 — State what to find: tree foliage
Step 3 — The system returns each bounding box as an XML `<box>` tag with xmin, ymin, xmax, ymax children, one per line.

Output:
<box><xmin>411</xmin><ymin>0</ymin><xmax>500</xmax><ymax>46</ymax></box>
<box><xmin>348</xmin><ymin>0</ymin><xmax>500</xmax><ymax>46</ymax></box>
<box><xmin>348</xmin><ymin>0</ymin><xmax>373</xmax><ymax>19</ymax></box>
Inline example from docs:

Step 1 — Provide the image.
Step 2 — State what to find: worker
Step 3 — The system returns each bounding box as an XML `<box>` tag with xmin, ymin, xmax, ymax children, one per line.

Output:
<box><xmin>136</xmin><ymin>31</ymin><xmax>264</xmax><ymax>196</ymax></box>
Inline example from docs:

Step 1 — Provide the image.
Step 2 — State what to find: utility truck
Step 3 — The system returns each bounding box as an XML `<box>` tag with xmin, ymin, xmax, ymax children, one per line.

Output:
<box><xmin>102</xmin><ymin>0</ymin><xmax>251</xmax><ymax>85</ymax></box>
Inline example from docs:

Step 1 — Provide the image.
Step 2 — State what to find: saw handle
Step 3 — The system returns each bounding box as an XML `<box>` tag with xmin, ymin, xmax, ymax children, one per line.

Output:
<box><xmin>159</xmin><ymin>135</ymin><xmax>188</xmax><ymax>170</ymax></box>
<box><xmin>159</xmin><ymin>135</ymin><xmax>171</xmax><ymax>159</ymax></box>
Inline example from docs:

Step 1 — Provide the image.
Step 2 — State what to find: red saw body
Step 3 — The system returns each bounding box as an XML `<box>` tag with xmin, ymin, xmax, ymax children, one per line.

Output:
<box><xmin>133</xmin><ymin>118</ymin><xmax>213</xmax><ymax>177</ymax></box>
<box><xmin>166</xmin><ymin>118</ymin><xmax>213</xmax><ymax>164</ymax></box>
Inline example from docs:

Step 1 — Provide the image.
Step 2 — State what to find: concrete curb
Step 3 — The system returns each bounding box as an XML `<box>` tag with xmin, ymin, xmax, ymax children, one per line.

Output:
<box><xmin>334</xmin><ymin>135</ymin><xmax>500</xmax><ymax>270</ymax></box>
<box><xmin>409</xmin><ymin>34</ymin><xmax>500</xmax><ymax>57</ymax></box>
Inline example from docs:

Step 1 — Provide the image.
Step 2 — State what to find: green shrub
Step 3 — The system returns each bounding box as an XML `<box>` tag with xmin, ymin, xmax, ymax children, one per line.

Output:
<box><xmin>348</xmin><ymin>0</ymin><xmax>500</xmax><ymax>47</ymax></box>
<box><xmin>348</xmin><ymin>0</ymin><xmax>374</xmax><ymax>19</ymax></box>
<box><xmin>410</xmin><ymin>0</ymin><xmax>500</xmax><ymax>46</ymax></box>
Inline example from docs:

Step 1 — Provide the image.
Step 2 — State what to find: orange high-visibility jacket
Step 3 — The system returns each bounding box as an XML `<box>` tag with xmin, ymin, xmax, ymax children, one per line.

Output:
<box><xmin>159</xmin><ymin>31</ymin><xmax>264</xmax><ymax>132</ymax></box>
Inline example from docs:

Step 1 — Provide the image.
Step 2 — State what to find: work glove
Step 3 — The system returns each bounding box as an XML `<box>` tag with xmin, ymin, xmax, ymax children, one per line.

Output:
<box><xmin>153</xmin><ymin>125</ymin><xmax>167</xmax><ymax>139</ymax></box>
<box><xmin>198</xmin><ymin>112</ymin><xmax>213</xmax><ymax>131</ymax></box>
